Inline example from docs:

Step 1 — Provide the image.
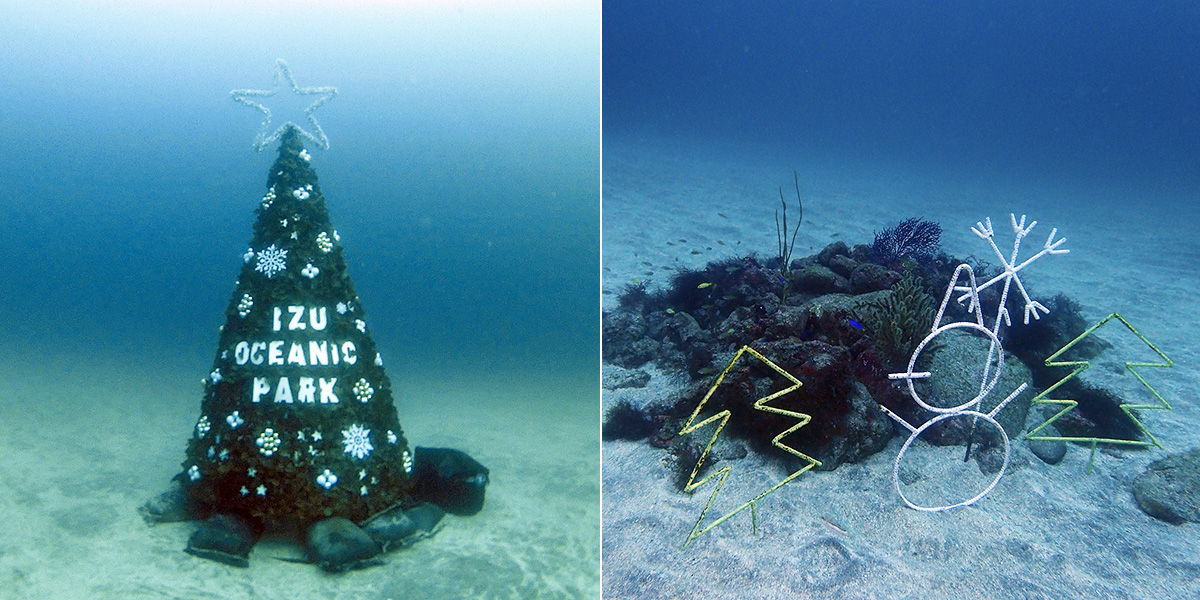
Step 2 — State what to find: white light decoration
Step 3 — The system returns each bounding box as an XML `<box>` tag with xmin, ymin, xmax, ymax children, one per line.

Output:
<box><xmin>316</xmin><ymin>232</ymin><xmax>334</xmax><ymax>253</ymax></box>
<box><xmin>256</xmin><ymin>428</ymin><xmax>281</xmax><ymax>456</ymax></box>
<box><xmin>230</xmin><ymin>59</ymin><xmax>338</xmax><ymax>152</ymax></box>
<box><xmin>301</xmin><ymin>263</ymin><xmax>320</xmax><ymax>279</ymax></box>
<box><xmin>352</xmin><ymin>378</ymin><xmax>374</xmax><ymax>403</ymax></box>
<box><xmin>196</xmin><ymin>416</ymin><xmax>211</xmax><ymax>438</ymax></box>
<box><xmin>226</xmin><ymin>411</ymin><xmax>244</xmax><ymax>429</ymax></box>
<box><xmin>188</xmin><ymin>465</ymin><xmax>201</xmax><ymax>481</ymax></box>
<box><xmin>237</xmin><ymin>294</ymin><xmax>254</xmax><ymax>318</ymax></box>
<box><xmin>316</xmin><ymin>469</ymin><xmax>338</xmax><ymax>489</ymax></box>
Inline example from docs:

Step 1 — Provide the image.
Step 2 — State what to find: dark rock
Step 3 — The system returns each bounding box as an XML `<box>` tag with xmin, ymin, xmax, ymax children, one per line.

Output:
<box><xmin>603</xmin><ymin>311</ymin><xmax>658</xmax><ymax>368</ymax></box>
<box><xmin>1027</xmin><ymin>434</ymin><xmax>1068</xmax><ymax>465</ymax></box>
<box><xmin>916</xmin><ymin>329</ymin><xmax>1034</xmax><ymax>447</ymax></box>
<box><xmin>827</xmin><ymin>254</ymin><xmax>859</xmax><ymax>279</ymax></box>
<box><xmin>139</xmin><ymin>478</ymin><xmax>188</xmax><ymax>525</ymax></box>
<box><xmin>739</xmin><ymin>339</ymin><xmax>892</xmax><ymax>470</ymax></box>
<box><xmin>794</xmin><ymin>265</ymin><xmax>850</xmax><ymax>295</ymax></box>
<box><xmin>360</xmin><ymin>502</ymin><xmax>444</xmax><ymax>552</ymax></box>
<box><xmin>815</xmin><ymin>241</ymin><xmax>850</xmax><ymax>267</ymax></box>
<box><xmin>412</xmin><ymin>447</ymin><xmax>489</xmax><ymax>516</ymax></box>
<box><xmin>849</xmin><ymin>263</ymin><xmax>899</xmax><ymax>294</ymax></box>
<box><xmin>185</xmin><ymin>513</ymin><xmax>261</xmax><ymax>568</ymax></box>
<box><xmin>1133</xmin><ymin>448</ymin><xmax>1200</xmax><ymax>524</ymax></box>
<box><xmin>307</xmin><ymin>517</ymin><xmax>382</xmax><ymax>573</ymax></box>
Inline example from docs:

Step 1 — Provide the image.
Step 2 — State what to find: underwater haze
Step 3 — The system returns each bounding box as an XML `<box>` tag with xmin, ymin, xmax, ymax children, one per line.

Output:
<box><xmin>605</xmin><ymin>0</ymin><xmax>1200</xmax><ymax>193</ymax></box>
<box><xmin>0</xmin><ymin>1</ymin><xmax>600</xmax><ymax>598</ymax></box>
<box><xmin>1</xmin><ymin>0</ymin><xmax>600</xmax><ymax>379</ymax></box>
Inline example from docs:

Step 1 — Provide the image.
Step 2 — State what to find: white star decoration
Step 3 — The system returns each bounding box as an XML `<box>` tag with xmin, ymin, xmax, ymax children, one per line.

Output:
<box><xmin>231</xmin><ymin>59</ymin><xmax>338</xmax><ymax>152</ymax></box>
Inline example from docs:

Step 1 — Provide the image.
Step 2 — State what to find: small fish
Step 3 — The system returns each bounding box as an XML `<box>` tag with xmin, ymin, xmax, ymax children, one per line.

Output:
<box><xmin>717</xmin><ymin>213</ymin><xmax>728</xmax><ymax>219</ymax></box>
<box><xmin>641</xmin><ymin>261</ymin><xmax>654</xmax><ymax>267</ymax></box>
<box><xmin>666</xmin><ymin>241</ymin><xmax>675</xmax><ymax>246</ymax></box>
<box><xmin>691</xmin><ymin>250</ymin><xmax>702</xmax><ymax>255</ymax></box>
<box><xmin>716</xmin><ymin>240</ymin><xmax>725</xmax><ymax>246</ymax></box>
<box><xmin>821</xmin><ymin>516</ymin><xmax>847</xmax><ymax>535</ymax></box>
<box><xmin>725</xmin><ymin>266</ymin><xmax>739</xmax><ymax>273</ymax></box>
<box><xmin>847</xmin><ymin>319</ymin><xmax>864</xmax><ymax>331</ymax></box>
<box><xmin>679</xmin><ymin>238</ymin><xmax>687</xmax><ymax>243</ymax></box>
<box><xmin>697</xmin><ymin>282</ymin><xmax>714</xmax><ymax>289</ymax></box>
<box><xmin>632</xmin><ymin>278</ymin><xmax>641</xmax><ymax>284</ymax></box>
<box><xmin>644</xmin><ymin>271</ymin><xmax>654</xmax><ymax>276</ymax></box>
<box><xmin>602</xmin><ymin>290</ymin><xmax>612</xmax><ymax>295</ymax></box>
<box><xmin>665</xmin><ymin>308</ymin><xmax>676</xmax><ymax>315</ymax></box>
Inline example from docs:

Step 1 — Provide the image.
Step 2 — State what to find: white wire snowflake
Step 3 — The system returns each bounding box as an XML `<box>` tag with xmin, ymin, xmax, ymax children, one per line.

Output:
<box><xmin>255</xmin><ymin>244</ymin><xmax>288</xmax><ymax>278</ymax></box>
<box><xmin>342</xmin><ymin>424</ymin><xmax>373</xmax><ymax>459</ymax></box>
<box><xmin>957</xmin><ymin>214</ymin><xmax>1069</xmax><ymax>325</ymax></box>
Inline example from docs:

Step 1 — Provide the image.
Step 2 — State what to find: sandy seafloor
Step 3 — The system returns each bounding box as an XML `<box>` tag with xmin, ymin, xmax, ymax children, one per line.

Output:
<box><xmin>602</xmin><ymin>133</ymin><xmax>1200</xmax><ymax>599</ymax></box>
<box><xmin>0</xmin><ymin>340</ymin><xmax>599</xmax><ymax>599</ymax></box>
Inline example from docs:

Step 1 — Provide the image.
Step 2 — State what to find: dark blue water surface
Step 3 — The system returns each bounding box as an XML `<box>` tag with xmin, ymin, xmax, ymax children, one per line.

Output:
<box><xmin>605</xmin><ymin>1</ymin><xmax>1199</xmax><ymax>194</ymax></box>
<box><xmin>0</xmin><ymin>1</ymin><xmax>600</xmax><ymax>385</ymax></box>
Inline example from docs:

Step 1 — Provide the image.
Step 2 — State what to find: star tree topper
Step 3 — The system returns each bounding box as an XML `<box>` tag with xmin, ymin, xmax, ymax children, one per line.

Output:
<box><xmin>231</xmin><ymin>59</ymin><xmax>338</xmax><ymax>152</ymax></box>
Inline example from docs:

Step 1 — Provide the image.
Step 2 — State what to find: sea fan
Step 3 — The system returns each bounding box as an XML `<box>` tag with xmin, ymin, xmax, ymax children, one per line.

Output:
<box><xmin>871</xmin><ymin>217</ymin><xmax>941</xmax><ymax>265</ymax></box>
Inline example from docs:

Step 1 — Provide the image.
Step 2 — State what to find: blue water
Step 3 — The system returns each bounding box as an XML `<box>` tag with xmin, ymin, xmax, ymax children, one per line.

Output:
<box><xmin>605</xmin><ymin>0</ymin><xmax>1200</xmax><ymax>195</ymax></box>
<box><xmin>0</xmin><ymin>1</ymin><xmax>600</xmax><ymax>382</ymax></box>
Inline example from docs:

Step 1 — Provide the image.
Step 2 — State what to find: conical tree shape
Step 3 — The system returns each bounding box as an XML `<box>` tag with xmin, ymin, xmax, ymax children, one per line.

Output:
<box><xmin>182</xmin><ymin>126</ymin><xmax>414</xmax><ymax>523</ymax></box>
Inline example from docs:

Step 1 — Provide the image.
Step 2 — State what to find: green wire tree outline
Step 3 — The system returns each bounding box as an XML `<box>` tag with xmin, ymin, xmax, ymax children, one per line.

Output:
<box><xmin>677</xmin><ymin>345</ymin><xmax>821</xmax><ymax>549</ymax></box>
<box><xmin>1024</xmin><ymin>312</ymin><xmax>1174</xmax><ymax>472</ymax></box>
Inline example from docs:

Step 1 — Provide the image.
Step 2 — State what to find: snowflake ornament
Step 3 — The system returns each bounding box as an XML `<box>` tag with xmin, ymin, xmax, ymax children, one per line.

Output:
<box><xmin>196</xmin><ymin>416</ymin><xmax>211</xmax><ymax>438</ymax></box>
<box><xmin>316</xmin><ymin>469</ymin><xmax>338</xmax><ymax>489</ymax></box>
<box><xmin>958</xmin><ymin>214</ymin><xmax>1069</xmax><ymax>325</ymax></box>
<box><xmin>316</xmin><ymin>232</ymin><xmax>333</xmax><ymax>253</ymax></box>
<box><xmin>336</xmin><ymin>302</ymin><xmax>348</xmax><ymax>315</ymax></box>
<box><xmin>352</xmin><ymin>378</ymin><xmax>374</xmax><ymax>403</ymax></box>
<box><xmin>342</xmin><ymin>424</ymin><xmax>373</xmax><ymax>459</ymax></box>
<box><xmin>255</xmin><ymin>244</ymin><xmax>288</xmax><ymax>278</ymax></box>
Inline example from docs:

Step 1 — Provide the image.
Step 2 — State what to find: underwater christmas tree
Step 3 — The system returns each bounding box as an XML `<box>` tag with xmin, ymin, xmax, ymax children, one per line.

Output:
<box><xmin>182</xmin><ymin>126</ymin><xmax>415</xmax><ymax>524</ymax></box>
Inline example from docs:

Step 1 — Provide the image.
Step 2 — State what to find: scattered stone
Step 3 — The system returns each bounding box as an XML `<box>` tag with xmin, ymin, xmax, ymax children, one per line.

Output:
<box><xmin>1133</xmin><ymin>448</ymin><xmax>1200</xmax><ymax>524</ymax></box>
<box><xmin>1027</xmin><ymin>435</ymin><xmax>1068</xmax><ymax>465</ymax></box>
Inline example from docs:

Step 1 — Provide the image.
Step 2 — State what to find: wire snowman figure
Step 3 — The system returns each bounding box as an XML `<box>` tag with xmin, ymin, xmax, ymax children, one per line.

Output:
<box><xmin>880</xmin><ymin>214</ymin><xmax>1068</xmax><ymax>511</ymax></box>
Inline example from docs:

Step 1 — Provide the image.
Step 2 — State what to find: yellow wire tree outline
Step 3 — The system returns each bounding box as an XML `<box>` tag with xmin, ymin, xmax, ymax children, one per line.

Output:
<box><xmin>677</xmin><ymin>345</ymin><xmax>821</xmax><ymax>549</ymax></box>
<box><xmin>1024</xmin><ymin>312</ymin><xmax>1174</xmax><ymax>472</ymax></box>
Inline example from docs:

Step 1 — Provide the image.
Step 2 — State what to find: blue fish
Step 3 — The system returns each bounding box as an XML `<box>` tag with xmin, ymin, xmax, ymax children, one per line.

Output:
<box><xmin>847</xmin><ymin>319</ymin><xmax>864</xmax><ymax>331</ymax></box>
